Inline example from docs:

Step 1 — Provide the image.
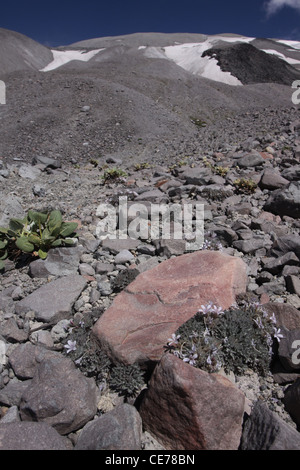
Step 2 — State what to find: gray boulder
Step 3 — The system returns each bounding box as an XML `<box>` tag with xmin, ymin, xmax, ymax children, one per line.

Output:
<box><xmin>0</xmin><ymin>422</ymin><xmax>72</xmax><ymax>450</ymax></box>
<box><xmin>15</xmin><ymin>274</ymin><xmax>87</xmax><ymax>323</ymax></box>
<box><xmin>19</xmin><ymin>355</ymin><xmax>98</xmax><ymax>435</ymax></box>
<box><xmin>283</xmin><ymin>378</ymin><xmax>300</xmax><ymax>427</ymax></box>
<box><xmin>29</xmin><ymin>246</ymin><xmax>82</xmax><ymax>278</ymax></box>
<box><xmin>264</xmin><ymin>182</ymin><xmax>300</xmax><ymax>218</ymax></box>
<box><xmin>239</xmin><ymin>401</ymin><xmax>300</xmax><ymax>450</ymax></box>
<box><xmin>75</xmin><ymin>404</ymin><xmax>142</xmax><ymax>450</ymax></box>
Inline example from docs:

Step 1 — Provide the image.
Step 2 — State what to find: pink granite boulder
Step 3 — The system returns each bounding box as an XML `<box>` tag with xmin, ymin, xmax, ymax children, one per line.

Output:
<box><xmin>139</xmin><ymin>353</ymin><xmax>246</xmax><ymax>450</ymax></box>
<box><xmin>92</xmin><ymin>250</ymin><xmax>247</xmax><ymax>366</ymax></box>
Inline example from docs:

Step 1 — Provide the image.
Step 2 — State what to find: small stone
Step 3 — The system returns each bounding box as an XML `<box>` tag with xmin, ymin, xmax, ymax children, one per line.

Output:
<box><xmin>114</xmin><ymin>250</ymin><xmax>134</xmax><ymax>264</ymax></box>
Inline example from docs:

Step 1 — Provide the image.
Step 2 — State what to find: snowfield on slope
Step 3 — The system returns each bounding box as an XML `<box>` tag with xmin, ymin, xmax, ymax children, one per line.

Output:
<box><xmin>39</xmin><ymin>35</ymin><xmax>300</xmax><ymax>87</ymax></box>
<box><xmin>40</xmin><ymin>48</ymin><xmax>104</xmax><ymax>71</ymax></box>
<box><xmin>143</xmin><ymin>36</ymin><xmax>256</xmax><ymax>86</ymax></box>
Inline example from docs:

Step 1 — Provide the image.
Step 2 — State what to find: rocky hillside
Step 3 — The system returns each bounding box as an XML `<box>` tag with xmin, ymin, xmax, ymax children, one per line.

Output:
<box><xmin>0</xmin><ymin>29</ymin><xmax>300</xmax><ymax>451</ymax></box>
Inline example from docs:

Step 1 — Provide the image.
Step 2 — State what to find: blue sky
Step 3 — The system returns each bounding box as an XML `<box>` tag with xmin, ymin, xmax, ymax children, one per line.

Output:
<box><xmin>1</xmin><ymin>0</ymin><xmax>300</xmax><ymax>46</ymax></box>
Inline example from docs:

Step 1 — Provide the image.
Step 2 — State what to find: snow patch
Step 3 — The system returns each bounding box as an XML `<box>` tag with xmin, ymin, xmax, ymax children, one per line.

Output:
<box><xmin>143</xmin><ymin>37</ymin><xmax>251</xmax><ymax>86</ymax></box>
<box><xmin>263</xmin><ymin>49</ymin><xmax>300</xmax><ymax>65</ymax></box>
<box><xmin>40</xmin><ymin>49</ymin><xmax>105</xmax><ymax>71</ymax></box>
<box><xmin>275</xmin><ymin>40</ymin><xmax>300</xmax><ymax>50</ymax></box>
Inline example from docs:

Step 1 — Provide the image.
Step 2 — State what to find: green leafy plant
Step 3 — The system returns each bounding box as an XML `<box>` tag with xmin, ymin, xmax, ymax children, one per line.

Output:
<box><xmin>190</xmin><ymin>116</ymin><xmax>207</xmax><ymax>128</ymax></box>
<box><xmin>133</xmin><ymin>162</ymin><xmax>151</xmax><ymax>171</ymax></box>
<box><xmin>89</xmin><ymin>158</ymin><xmax>99</xmax><ymax>167</ymax></box>
<box><xmin>202</xmin><ymin>156</ymin><xmax>229</xmax><ymax>177</ymax></box>
<box><xmin>233</xmin><ymin>177</ymin><xmax>257</xmax><ymax>194</ymax></box>
<box><xmin>101</xmin><ymin>167</ymin><xmax>127</xmax><ymax>184</ymax></box>
<box><xmin>0</xmin><ymin>209</ymin><xmax>78</xmax><ymax>269</ymax></box>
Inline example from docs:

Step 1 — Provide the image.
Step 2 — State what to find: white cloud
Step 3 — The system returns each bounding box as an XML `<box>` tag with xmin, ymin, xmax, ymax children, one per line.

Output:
<box><xmin>264</xmin><ymin>0</ymin><xmax>300</xmax><ymax>16</ymax></box>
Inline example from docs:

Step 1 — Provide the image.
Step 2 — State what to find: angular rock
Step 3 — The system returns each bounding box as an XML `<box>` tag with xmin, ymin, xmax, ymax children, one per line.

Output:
<box><xmin>0</xmin><ymin>422</ymin><xmax>72</xmax><ymax>450</ymax></box>
<box><xmin>154</xmin><ymin>239</ymin><xmax>187</xmax><ymax>257</ymax></box>
<box><xmin>236</xmin><ymin>151</ymin><xmax>265</xmax><ymax>168</ymax></box>
<box><xmin>233</xmin><ymin>237</ymin><xmax>267</xmax><ymax>254</ymax></box>
<box><xmin>283</xmin><ymin>378</ymin><xmax>300</xmax><ymax>427</ymax></box>
<box><xmin>262</xmin><ymin>302</ymin><xmax>300</xmax><ymax>330</ymax></box>
<box><xmin>75</xmin><ymin>404</ymin><xmax>142</xmax><ymax>450</ymax></box>
<box><xmin>259</xmin><ymin>168</ymin><xmax>289</xmax><ymax>190</ymax></box>
<box><xmin>101</xmin><ymin>238</ymin><xmax>140</xmax><ymax>254</ymax></box>
<box><xmin>94</xmin><ymin>261</ymin><xmax>114</xmax><ymax>274</ymax></box>
<box><xmin>92</xmin><ymin>250</ymin><xmax>247</xmax><ymax>366</ymax></box>
<box><xmin>78</xmin><ymin>262</ymin><xmax>95</xmax><ymax>277</ymax></box>
<box><xmin>79</xmin><ymin>232</ymin><xmax>100</xmax><ymax>253</ymax></box>
<box><xmin>0</xmin><ymin>194</ymin><xmax>25</xmax><ymax>226</ymax></box>
<box><xmin>281</xmin><ymin>165</ymin><xmax>300</xmax><ymax>182</ymax></box>
<box><xmin>0</xmin><ymin>340</ymin><xmax>6</xmax><ymax>369</ymax></box>
<box><xmin>198</xmin><ymin>183</ymin><xmax>234</xmax><ymax>201</ymax></box>
<box><xmin>263</xmin><ymin>182</ymin><xmax>300</xmax><ymax>218</ymax></box>
<box><xmin>0</xmin><ymin>379</ymin><xmax>32</xmax><ymax>406</ymax></box>
<box><xmin>114</xmin><ymin>249</ymin><xmax>135</xmax><ymax>264</ymax></box>
<box><xmin>29</xmin><ymin>246</ymin><xmax>82</xmax><ymax>278</ymax></box>
<box><xmin>286</xmin><ymin>275</ymin><xmax>300</xmax><ymax>296</ymax></box>
<box><xmin>19</xmin><ymin>355</ymin><xmax>98</xmax><ymax>435</ymax></box>
<box><xmin>181</xmin><ymin>167</ymin><xmax>213</xmax><ymax>185</ymax></box>
<box><xmin>0</xmin><ymin>405</ymin><xmax>20</xmax><ymax>423</ymax></box>
<box><xmin>32</xmin><ymin>183</ymin><xmax>46</xmax><ymax>197</ymax></box>
<box><xmin>8</xmin><ymin>343</ymin><xmax>62</xmax><ymax>379</ymax></box>
<box><xmin>18</xmin><ymin>165</ymin><xmax>41</xmax><ymax>180</ymax></box>
<box><xmin>139</xmin><ymin>354</ymin><xmax>245</xmax><ymax>450</ymax></box>
<box><xmin>278</xmin><ymin>328</ymin><xmax>300</xmax><ymax>372</ymax></box>
<box><xmin>262</xmin><ymin>252</ymin><xmax>300</xmax><ymax>275</ymax></box>
<box><xmin>239</xmin><ymin>400</ymin><xmax>300</xmax><ymax>450</ymax></box>
<box><xmin>1</xmin><ymin>318</ymin><xmax>28</xmax><ymax>343</ymax></box>
<box><xmin>0</xmin><ymin>286</ymin><xmax>16</xmax><ymax>313</ymax></box>
<box><xmin>32</xmin><ymin>155</ymin><xmax>61</xmax><ymax>169</ymax></box>
<box><xmin>134</xmin><ymin>189</ymin><xmax>168</xmax><ymax>203</ymax></box>
<box><xmin>15</xmin><ymin>274</ymin><xmax>87</xmax><ymax>323</ymax></box>
<box><xmin>269</xmin><ymin>235</ymin><xmax>300</xmax><ymax>258</ymax></box>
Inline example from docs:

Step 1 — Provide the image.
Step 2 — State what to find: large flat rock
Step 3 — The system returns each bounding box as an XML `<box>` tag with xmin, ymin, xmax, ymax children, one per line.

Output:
<box><xmin>92</xmin><ymin>250</ymin><xmax>247</xmax><ymax>367</ymax></box>
<box><xmin>15</xmin><ymin>274</ymin><xmax>87</xmax><ymax>324</ymax></box>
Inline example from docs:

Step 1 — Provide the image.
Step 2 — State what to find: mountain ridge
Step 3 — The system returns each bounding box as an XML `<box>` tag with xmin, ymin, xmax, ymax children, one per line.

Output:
<box><xmin>0</xmin><ymin>28</ymin><xmax>299</xmax><ymax>167</ymax></box>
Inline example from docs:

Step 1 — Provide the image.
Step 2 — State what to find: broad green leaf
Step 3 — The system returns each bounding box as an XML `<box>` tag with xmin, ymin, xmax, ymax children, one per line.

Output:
<box><xmin>41</xmin><ymin>228</ymin><xmax>56</xmax><ymax>243</ymax></box>
<box><xmin>59</xmin><ymin>222</ymin><xmax>78</xmax><ymax>238</ymax></box>
<box><xmin>48</xmin><ymin>210</ymin><xmax>62</xmax><ymax>236</ymax></box>
<box><xmin>51</xmin><ymin>239</ymin><xmax>63</xmax><ymax>247</ymax></box>
<box><xmin>0</xmin><ymin>251</ymin><xmax>8</xmax><ymax>260</ymax></box>
<box><xmin>63</xmin><ymin>238</ymin><xmax>77</xmax><ymax>246</ymax></box>
<box><xmin>9</xmin><ymin>218</ymin><xmax>25</xmax><ymax>232</ymax></box>
<box><xmin>15</xmin><ymin>236</ymin><xmax>35</xmax><ymax>253</ymax></box>
<box><xmin>28</xmin><ymin>233</ymin><xmax>42</xmax><ymax>246</ymax></box>
<box><xmin>0</xmin><ymin>240</ymin><xmax>7</xmax><ymax>249</ymax></box>
<box><xmin>38</xmin><ymin>248</ymin><xmax>48</xmax><ymax>259</ymax></box>
<box><xmin>0</xmin><ymin>227</ymin><xmax>8</xmax><ymax>234</ymax></box>
<box><xmin>28</xmin><ymin>210</ymin><xmax>48</xmax><ymax>226</ymax></box>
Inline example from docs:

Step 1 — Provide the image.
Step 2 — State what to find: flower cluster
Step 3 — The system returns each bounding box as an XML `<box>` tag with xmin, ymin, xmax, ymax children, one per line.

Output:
<box><xmin>166</xmin><ymin>300</ymin><xmax>282</xmax><ymax>377</ymax></box>
<box><xmin>200</xmin><ymin>232</ymin><xmax>223</xmax><ymax>252</ymax></box>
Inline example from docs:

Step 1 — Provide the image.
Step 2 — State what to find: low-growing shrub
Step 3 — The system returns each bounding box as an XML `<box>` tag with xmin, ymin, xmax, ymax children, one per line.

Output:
<box><xmin>233</xmin><ymin>177</ymin><xmax>257</xmax><ymax>194</ymax></box>
<box><xmin>101</xmin><ymin>167</ymin><xmax>127</xmax><ymax>184</ymax></box>
<box><xmin>165</xmin><ymin>300</ymin><xmax>281</xmax><ymax>377</ymax></box>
